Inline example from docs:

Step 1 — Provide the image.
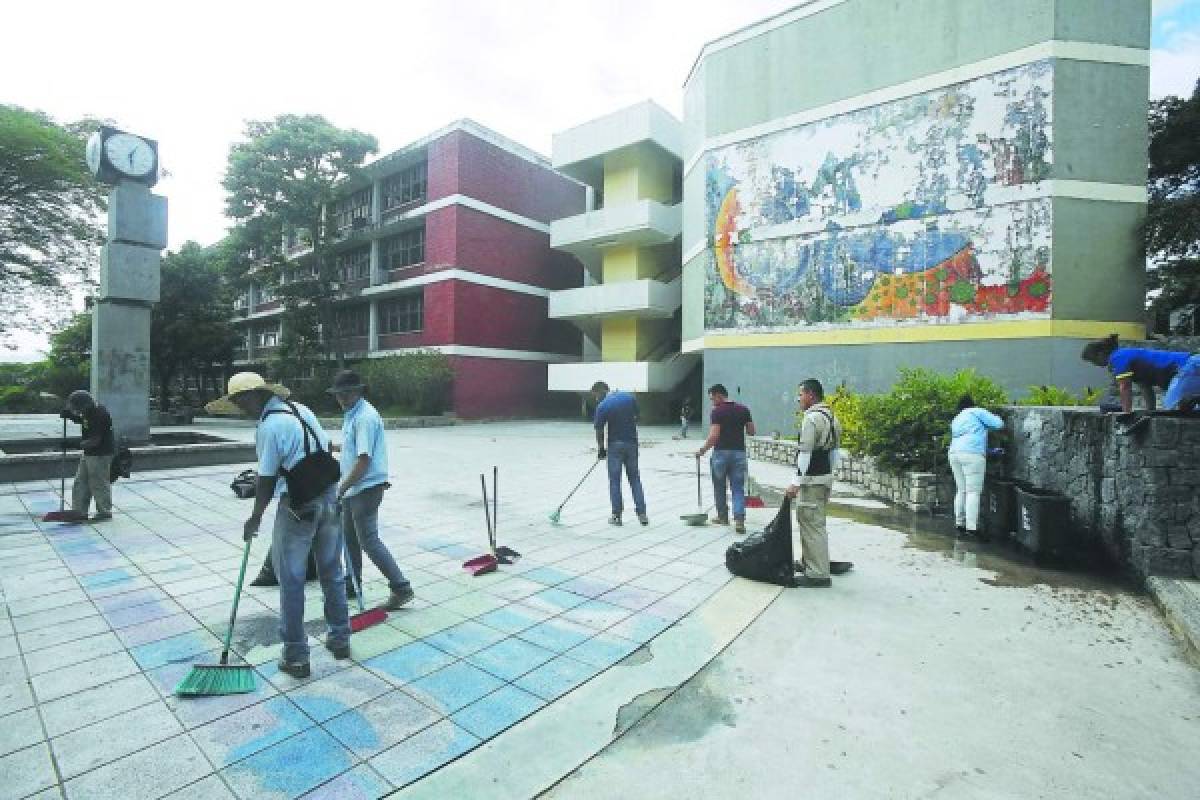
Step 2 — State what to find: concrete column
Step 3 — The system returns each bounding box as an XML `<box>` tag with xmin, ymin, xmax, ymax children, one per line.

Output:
<box><xmin>370</xmin><ymin>239</ymin><xmax>382</xmax><ymax>286</ymax></box>
<box><xmin>368</xmin><ymin>300</ymin><xmax>379</xmax><ymax>353</ymax></box>
<box><xmin>371</xmin><ymin>179</ymin><xmax>382</xmax><ymax>225</ymax></box>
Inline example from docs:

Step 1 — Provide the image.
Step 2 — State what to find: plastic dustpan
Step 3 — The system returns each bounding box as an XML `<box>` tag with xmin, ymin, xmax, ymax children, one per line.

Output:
<box><xmin>462</xmin><ymin>554</ymin><xmax>498</xmax><ymax>576</ymax></box>
<box><xmin>464</xmin><ymin>473</ymin><xmax>499</xmax><ymax>576</ymax></box>
<box><xmin>744</xmin><ymin>496</ymin><xmax>766</xmax><ymax>508</ymax></box>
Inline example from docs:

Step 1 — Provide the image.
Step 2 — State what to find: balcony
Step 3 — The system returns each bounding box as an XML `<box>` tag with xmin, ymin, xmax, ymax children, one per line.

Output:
<box><xmin>548</xmin><ymin>353</ymin><xmax>698</xmax><ymax>393</ymax></box>
<box><xmin>550</xmin><ymin>200</ymin><xmax>681</xmax><ymax>254</ymax></box>
<box><xmin>549</xmin><ymin>277</ymin><xmax>681</xmax><ymax>321</ymax></box>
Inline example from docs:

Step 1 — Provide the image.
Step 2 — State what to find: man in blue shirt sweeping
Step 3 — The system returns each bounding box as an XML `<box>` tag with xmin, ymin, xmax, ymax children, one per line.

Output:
<box><xmin>592</xmin><ymin>381</ymin><xmax>648</xmax><ymax>527</ymax></box>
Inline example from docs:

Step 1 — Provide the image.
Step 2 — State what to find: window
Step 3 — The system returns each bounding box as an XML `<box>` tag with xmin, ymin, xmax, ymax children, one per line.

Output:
<box><xmin>336</xmin><ymin>306</ymin><xmax>370</xmax><ymax>338</ymax></box>
<box><xmin>256</xmin><ymin>284</ymin><xmax>277</xmax><ymax>304</ymax></box>
<box><xmin>256</xmin><ymin>326</ymin><xmax>279</xmax><ymax>348</ymax></box>
<box><xmin>382</xmin><ymin>228</ymin><xmax>424</xmax><ymax>271</ymax></box>
<box><xmin>335</xmin><ymin>247</ymin><xmax>371</xmax><ymax>283</ymax></box>
<box><xmin>234</xmin><ymin>292</ymin><xmax>249</xmax><ymax>309</ymax></box>
<box><xmin>284</xmin><ymin>228</ymin><xmax>310</xmax><ymax>253</ymax></box>
<box><xmin>331</xmin><ymin>188</ymin><xmax>372</xmax><ymax>232</ymax></box>
<box><xmin>380</xmin><ymin>293</ymin><xmax>423</xmax><ymax>334</ymax></box>
<box><xmin>382</xmin><ymin>162</ymin><xmax>427</xmax><ymax>210</ymax></box>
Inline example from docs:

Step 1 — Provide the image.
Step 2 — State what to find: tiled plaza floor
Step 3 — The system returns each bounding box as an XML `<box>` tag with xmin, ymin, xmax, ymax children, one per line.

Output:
<box><xmin>0</xmin><ymin>421</ymin><xmax>738</xmax><ymax>799</ymax></box>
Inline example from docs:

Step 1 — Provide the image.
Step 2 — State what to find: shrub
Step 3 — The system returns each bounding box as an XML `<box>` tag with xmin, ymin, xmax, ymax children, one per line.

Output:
<box><xmin>818</xmin><ymin>368</ymin><xmax>1008</xmax><ymax>472</ymax></box>
<box><xmin>360</xmin><ymin>351</ymin><xmax>454</xmax><ymax>416</ymax></box>
<box><xmin>1019</xmin><ymin>384</ymin><xmax>1101</xmax><ymax>406</ymax></box>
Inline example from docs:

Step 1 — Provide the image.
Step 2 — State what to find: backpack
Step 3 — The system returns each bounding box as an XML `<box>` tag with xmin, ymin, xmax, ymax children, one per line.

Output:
<box><xmin>725</xmin><ymin>498</ymin><xmax>796</xmax><ymax>587</ymax></box>
<box><xmin>108</xmin><ymin>447</ymin><xmax>133</xmax><ymax>483</ymax></box>
<box><xmin>263</xmin><ymin>401</ymin><xmax>340</xmax><ymax>507</ymax></box>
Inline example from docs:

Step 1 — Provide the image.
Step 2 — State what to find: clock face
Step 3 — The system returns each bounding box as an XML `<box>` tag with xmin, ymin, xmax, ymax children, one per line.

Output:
<box><xmin>104</xmin><ymin>133</ymin><xmax>156</xmax><ymax>177</ymax></box>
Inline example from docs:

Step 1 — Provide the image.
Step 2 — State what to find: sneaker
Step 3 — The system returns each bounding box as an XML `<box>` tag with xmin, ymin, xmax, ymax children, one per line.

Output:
<box><xmin>324</xmin><ymin>640</ymin><xmax>351</xmax><ymax>660</ymax></box>
<box><xmin>794</xmin><ymin>575</ymin><xmax>832</xmax><ymax>588</ymax></box>
<box><xmin>608</xmin><ymin>514</ymin><xmax>622</xmax><ymax>526</ymax></box>
<box><xmin>91</xmin><ymin>511</ymin><xmax>113</xmax><ymax>521</ymax></box>
<box><xmin>734</xmin><ymin>519</ymin><xmax>746</xmax><ymax>534</ymax></box>
<box><xmin>384</xmin><ymin>586</ymin><xmax>415</xmax><ymax>610</ymax></box>
<box><xmin>710</xmin><ymin>515</ymin><xmax>730</xmax><ymax>526</ymax></box>
<box><xmin>637</xmin><ymin>513</ymin><xmax>649</xmax><ymax>526</ymax></box>
<box><xmin>249</xmin><ymin>568</ymin><xmax>278</xmax><ymax>588</ymax></box>
<box><xmin>345</xmin><ymin>580</ymin><xmax>358</xmax><ymax>600</ymax></box>
<box><xmin>277</xmin><ymin>659</ymin><xmax>311</xmax><ymax>678</ymax></box>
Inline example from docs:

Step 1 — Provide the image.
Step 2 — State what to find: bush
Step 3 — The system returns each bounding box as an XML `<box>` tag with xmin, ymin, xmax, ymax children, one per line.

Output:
<box><xmin>360</xmin><ymin>351</ymin><xmax>454</xmax><ymax>416</ymax></box>
<box><xmin>1019</xmin><ymin>385</ymin><xmax>1101</xmax><ymax>406</ymax></box>
<box><xmin>821</xmin><ymin>368</ymin><xmax>1008</xmax><ymax>472</ymax></box>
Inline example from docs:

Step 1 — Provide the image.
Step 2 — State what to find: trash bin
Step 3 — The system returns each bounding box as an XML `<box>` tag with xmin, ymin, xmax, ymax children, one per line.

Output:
<box><xmin>982</xmin><ymin>477</ymin><xmax>1017</xmax><ymax>541</ymax></box>
<box><xmin>1014</xmin><ymin>485</ymin><xmax>1073</xmax><ymax>559</ymax></box>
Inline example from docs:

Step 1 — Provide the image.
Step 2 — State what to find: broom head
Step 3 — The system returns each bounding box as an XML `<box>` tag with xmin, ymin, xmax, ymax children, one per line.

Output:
<box><xmin>350</xmin><ymin>607</ymin><xmax>388</xmax><ymax>632</ymax></box>
<box><xmin>175</xmin><ymin>663</ymin><xmax>256</xmax><ymax>696</ymax></box>
<box><xmin>745</xmin><ymin>496</ymin><xmax>766</xmax><ymax>508</ymax></box>
<box><xmin>548</xmin><ymin>510</ymin><xmax>562</xmax><ymax>524</ymax></box>
<box><xmin>42</xmin><ymin>509</ymin><xmax>88</xmax><ymax>523</ymax></box>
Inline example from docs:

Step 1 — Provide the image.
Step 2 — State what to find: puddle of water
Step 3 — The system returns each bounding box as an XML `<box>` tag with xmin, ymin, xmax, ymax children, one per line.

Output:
<box><xmin>759</xmin><ymin>486</ymin><xmax>1134</xmax><ymax>596</ymax></box>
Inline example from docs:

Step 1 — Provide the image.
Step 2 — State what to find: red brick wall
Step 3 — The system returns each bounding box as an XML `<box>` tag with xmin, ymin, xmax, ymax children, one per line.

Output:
<box><xmin>449</xmin><ymin>356</ymin><xmax>551</xmax><ymax>418</ymax></box>
<box><xmin>452</xmin><ymin>207</ymin><xmax>582</xmax><ymax>290</ymax></box>
<box><xmin>427</xmin><ymin>130</ymin><xmax>586</xmax><ymax>223</ymax></box>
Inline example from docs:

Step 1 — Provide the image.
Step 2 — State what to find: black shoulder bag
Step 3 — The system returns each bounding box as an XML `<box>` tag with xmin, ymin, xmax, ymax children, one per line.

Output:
<box><xmin>264</xmin><ymin>401</ymin><xmax>340</xmax><ymax>507</ymax></box>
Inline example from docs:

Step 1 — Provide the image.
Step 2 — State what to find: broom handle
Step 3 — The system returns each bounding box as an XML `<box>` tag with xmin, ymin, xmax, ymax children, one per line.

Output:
<box><xmin>221</xmin><ymin>537</ymin><xmax>253</xmax><ymax>665</ymax></box>
<box><xmin>481</xmin><ymin>474</ymin><xmax>494</xmax><ymax>556</ymax></box>
<box><xmin>492</xmin><ymin>466</ymin><xmax>498</xmax><ymax>551</ymax></box>
<box><xmin>696</xmin><ymin>456</ymin><xmax>702</xmax><ymax>507</ymax></box>
<box><xmin>558</xmin><ymin>459</ymin><xmax>600</xmax><ymax>513</ymax></box>
<box><xmin>337</xmin><ymin>502</ymin><xmax>367</xmax><ymax>613</ymax></box>
<box><xmin>59</xmin><ymin>417</ymin><xmax>67</xmax><ymax>512</ymax></box>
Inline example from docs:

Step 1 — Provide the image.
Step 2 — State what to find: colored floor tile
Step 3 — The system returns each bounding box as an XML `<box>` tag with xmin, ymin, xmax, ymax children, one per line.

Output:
<box><xmin>364</xmin><ymin>640</ymin><xmax>457</xmax><ymax>685</ymax></box>
<box><xmin>50</xmin><ymin>699</ymin><xmax>183</xmax><ymax>779</ymax></box>
<box><xmin>523</xmin><ymin>587</ymin><xmax>590</xmax><ymax>614</ymax></box>
<box><xmin>191</xmin><ymin>695</ymin><xmax>315</xmax><ymax>767</ymax></box>
<box><xmin>520</xmin><ymin>566</ymin><xmax>576</xmax><ymax>586</ymax></box>
<box><xmin>221</xmin><ymin>727</ymin><xmax>356</xmax><ymax>800</ymax></box>
<box><xmin>62</xmin><ymin>734</ymin><xmax>212</xmax><ymax>800</ymax></box>
<box><xmin>323</xmin><ymin>687</ymin><xmax>442</xmax><ymax>758</ymax></box>
<box><xmin>29</xmin><ymin>651</ymin><xmax>140</xmax><ymax>703</ymax></box>
<box><xmin>466</xmin><ymin>636</ymin><xmax>556</xmax><ymax>682</ymax></box>
<box><xmin>129</xmin><ymin>629</ymin><xmax>225</xmax><ymax>671</ymax></box>
<box><xmin>387</xmin><ymin>606</ymin><xmax>466</xmax><ymax>639</ymax></box>
<box><xmin>450</xmin><ymin>684</ymin><xmax>545</xmax><ymax>740</ymax></box>
<box><xmin>560</xmin><ymin>598</ymin><xmax>632</xmax><ymax>631</ymax></box>
<box><xmin>475</xmin><ymin>604</ymin><xmax>553</xmax><ymax>634</ymax></box>
<box><xmin>565</xmin><ymin>632</ymin><xmax>642</xmax><ymax>669</ymax></box>
<box><xmin>368</xmin><ymin>720</ymin><xmax>479</xmax><ymax>789</ymax></box>
<box><xmin>287</xmin><ymin>666</ymin><xmax>394</xmax><ymax>722</ymax></box>
<box><xmin>342</xmin><ymin>622</ymin><xmax>413</xmax><ymax>661</ymax></box>
<box><xmin>408</xmin><ymin>660</ymin><xmax>506</xmax><ymax>714</ymax></box>
<box><xmin>298</xmin><ymin>764</ymin><xmax>393</xmax><ymax>799</ymax></box>
<box><xmin>516</xmin><ymin>618</ymin><xmax>595</xmax><ymax>653</ymax></box>
<box><xmin>423</xmin><ymin>620</ymin><xmax>507</xmax><ymax>658</ymax></box>
<box><xmin>513</xmin><ymin>655</ymin><xmax>599</xmax><ymax>702</ymax></box>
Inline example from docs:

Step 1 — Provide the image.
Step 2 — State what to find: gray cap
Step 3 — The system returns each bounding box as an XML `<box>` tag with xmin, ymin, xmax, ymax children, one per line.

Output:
<box><xmin>67</xmin><ymin>390</ymin><xmax>94</xmax><ymax>412</ymax></box>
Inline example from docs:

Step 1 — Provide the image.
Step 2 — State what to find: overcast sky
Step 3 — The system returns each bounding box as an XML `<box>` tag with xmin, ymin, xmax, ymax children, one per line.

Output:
<box><xmin>3</xmin><ymin>0</ymin><xmax>1198</xmax><ymax>361</ymax></box>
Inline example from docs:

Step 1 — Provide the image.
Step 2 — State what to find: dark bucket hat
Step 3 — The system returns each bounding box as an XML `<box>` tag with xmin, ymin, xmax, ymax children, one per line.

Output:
<box><xmin>326</xmin><ymin>369</ymin><xmax>367</xmax><ymax>394</ymax></box>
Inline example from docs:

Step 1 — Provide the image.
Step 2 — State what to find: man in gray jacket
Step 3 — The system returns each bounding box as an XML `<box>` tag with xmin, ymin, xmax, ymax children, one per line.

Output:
<box><xmin>785</xmin><ymin>378</ymin><xmax>846</xmax><ymax>587</ymax></box>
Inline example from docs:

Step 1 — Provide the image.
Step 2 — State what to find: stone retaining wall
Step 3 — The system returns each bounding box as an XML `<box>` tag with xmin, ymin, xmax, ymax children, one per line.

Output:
<box><xmin>998</xmin><ymin>407</ymin><xmax>1200</xmax><ymax>580</ymax></box>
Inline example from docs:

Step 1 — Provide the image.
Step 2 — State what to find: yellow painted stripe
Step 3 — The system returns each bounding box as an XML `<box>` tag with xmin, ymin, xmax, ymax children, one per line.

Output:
<box><xmin>696</xmin><ymin>320</ymin><xmax>1145</xmax><ymax>349</ymax></box>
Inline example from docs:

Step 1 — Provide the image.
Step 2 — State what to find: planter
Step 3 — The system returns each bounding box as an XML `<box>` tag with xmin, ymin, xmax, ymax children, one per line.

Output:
<box><xmin>1014</xmin><ymin>485</ymin><xmax>1074</xmax><ymax>559</ymax></box>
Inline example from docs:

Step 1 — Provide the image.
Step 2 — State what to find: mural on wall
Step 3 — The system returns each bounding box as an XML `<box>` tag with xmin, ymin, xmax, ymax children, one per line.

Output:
<box><xmin>705</xmin><ymin>60</ymin><xmax>1053</xmax><ymax>331</ymax></box>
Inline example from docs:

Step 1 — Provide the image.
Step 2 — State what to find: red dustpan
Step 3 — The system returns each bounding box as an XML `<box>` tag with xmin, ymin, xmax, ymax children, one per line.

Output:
<box><xmin>463</xmin><ymin>473</ymin><xmax>498</xmax><ymax>576</ymax></box>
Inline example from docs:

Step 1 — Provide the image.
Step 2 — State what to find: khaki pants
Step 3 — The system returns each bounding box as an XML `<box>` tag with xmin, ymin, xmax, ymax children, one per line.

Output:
<box><xmin>72</xmin><ymin>455</ymin><xmax>112</xmax><ymax>515</ymax></box>
<box><xmin>794</xmin><ymin>484</ymin><xmax>831</xmax><ymax>578</ymax></box>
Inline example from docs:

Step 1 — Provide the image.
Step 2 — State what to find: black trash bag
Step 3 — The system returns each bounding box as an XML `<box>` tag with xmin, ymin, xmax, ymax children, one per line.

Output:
<box><xmin>231</xmin><ymin>469</ymin><xmax>257</xmax><ymax>499</ymax></box>
<box><xmin>725</xmin><ymin>497</ymin><xmax>796</xmax><ymax>587</ymax></box>
<box><xmin>109</xmin><ymin>447</ymin><xmax>133</xmax><ymax>483</ymax></box>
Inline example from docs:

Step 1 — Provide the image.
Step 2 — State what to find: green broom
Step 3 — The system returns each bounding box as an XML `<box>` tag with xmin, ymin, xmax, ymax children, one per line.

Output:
<box><xmin>175</xmin><ymin>537</ymin><xmax>257</xmax><ymax>696</ymax></box>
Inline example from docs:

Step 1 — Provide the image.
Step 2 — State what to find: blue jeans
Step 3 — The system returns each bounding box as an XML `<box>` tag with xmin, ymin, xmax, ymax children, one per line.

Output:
<box><xmin>1165</xmin><ymin>354</ymin><xmax>1200</xmax><ymax>410</ymax></box>
<box><xmin>343</xmin><ymin>484</ymin><xmax>410</xmax><ymax>592</ymax></box>
<box><xmin>271</xmin><ymin>487</ymin><xmax>349</xmax><ymax>663</ymax></box>
<box><xmin>606</xmin><ymin>441</ymin><xmax>646</xmax><ymax>516</ymax></box>
<box><xmin>711</xmin><ymin>449</ymin><xmax>748</xmax><ymax>521</ymax></box>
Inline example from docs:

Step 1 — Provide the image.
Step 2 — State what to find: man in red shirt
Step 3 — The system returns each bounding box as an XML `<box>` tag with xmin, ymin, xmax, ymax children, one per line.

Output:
<box><xmin>695</xmin><ymin>384</ymin><xmax>756</xmax><ymax>533</ymax></box>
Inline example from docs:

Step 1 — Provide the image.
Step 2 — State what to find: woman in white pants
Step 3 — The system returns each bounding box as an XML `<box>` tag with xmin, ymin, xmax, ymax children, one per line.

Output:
<box><xmin>947</xmin><ymin>394</ymin><xmax>1003</xmax><ymax>537</ymax></box>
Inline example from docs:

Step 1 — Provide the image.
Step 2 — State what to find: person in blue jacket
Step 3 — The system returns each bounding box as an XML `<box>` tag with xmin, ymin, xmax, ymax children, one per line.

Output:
<box><xmin>948</xmin><ymin>394</ymin><xmax>1004</xmax><ymax>538</ymax></box>
<box><xmin>1081</xmin><ymin>334</ymin><xmax>1191</xmax><ymax>412</ymax></box>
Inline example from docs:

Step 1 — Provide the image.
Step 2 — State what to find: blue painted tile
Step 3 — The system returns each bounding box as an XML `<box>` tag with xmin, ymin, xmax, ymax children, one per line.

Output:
<box><xmin>513</xmin><ymin>655</ymin><xmax>599</xmax><ymax>701</ymax></box>
<box><xmin>466</xmin><ymin>637</ymin><xmax>556</xmax><ymax>682</ymax></box>
<box><xmin>566</xmin><ymin>632</ymin><xmax>641</xmax><ymax>669</ymax></box>
<box><xmin>516</xmin><ymin>619</ymin><xmax>594</xmax><ymax>653</ymax></box>
<box><xmin>475</xmin><ymin>605</ymin><xmax>551</xmax><ymax>635</ymax></box>
<box><xmin>434</xmin><ymin>543</ymin><xmax>478</xmax><ymax>559</ymax></box>
<box><xmin>130</xmin><ymin>630</ymin><xmax>220</xmax><ymax>670</ymax></box>
<box><xmin>324</xmin><ymin>688</ymin><xmax>441</xmax><ymax>758</ymax></box>
<box><xmin>560</xmin><ymin>598</ymin><xmax>631</xmax><ymax>631</ymax></box>
<box><xmin>520</xmin><ymin>566</ymin><xmax>574</xmax><ymax>586</ymax></box>
<box><xmin>365</xmin><ymin>640</ymin><xmax>457</xmax><ymax>685</ymax></box>
<box><xmin>368</xmin><ymin>720</ymin><xmax>479</xmax><ymax>789</ymax></box>
<box><xmin>524</xmin><ymin>587</ymin><xmax>589</xmax><ymax>613</ymax></box>
<box><xmin>79</xmin><ymin>568</ymin><xmax>136</xmax><ymax>589</ymax></box>
<box><xmin>409</xmin><ymin>661</ymin><xmax>505</xmax><ymax>714</ymax></box>
<box><xmin>299</xmin><ymin>765</ymin><xmax>393</xmax><ymax>799</ymax></box>
<box><xmin>222</xmin><ymin>727</ymin><xmax>355</xmax><ymax>799</ymax></box>
<box><xmin>192</xmin><ymin>695</ymin><xmax>314</xmax><ymax>767</ymax></box>
<box><xmin>450</xmin><ymin>685</ymin><xmax>545</xmax><ymax>740</ymax></box>
<box><xmin>423</xmin><ymin>620</ymin><xmax>506</xmax><ymax>658</ymax></box>
<box><xmin>559</xmin><ymin>575</ymin><xmax>617</xmax><ymax>598</ymax></box>
<box><xmin>600</xmin><ymin>584</ymin><xmax>664</xmax><ymax>611</ymax></box>
<box><xmin>609</xmin><ymin>611</ymin><xmax>674</xmax><ymax>643</ymax></box>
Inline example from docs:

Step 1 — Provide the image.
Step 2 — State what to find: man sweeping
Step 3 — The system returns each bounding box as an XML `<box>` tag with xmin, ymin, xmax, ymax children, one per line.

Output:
<box><xmin>214</xmin><ymin>372</ymin><xmax>350</xmax><ymax>679</ymax></box>
<box><xmin>61</xmin><ymin>390</ymin><xmax>115</xmax><ymax>522</ymax></box>
<box><xmin>591</xmin><ymin>381</ymin><xmax>648</xmax><ymax>526</ymax></box>
<box><xmin>328</xmin><ymin>369</ymin><xmax>414</xmax><ymax>610</ymax></box>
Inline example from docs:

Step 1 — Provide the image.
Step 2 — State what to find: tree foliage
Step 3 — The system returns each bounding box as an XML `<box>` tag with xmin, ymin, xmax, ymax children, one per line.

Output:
<box><xmin>1146</xmin><ymin>78</ymin><xmax>1200</xmax><ymax>332</ymax></box>
<box><xmin>150</xmin><ymin>242</ymin><xmax>240</xmax><ymax>408</ymax></box>
<box><xmin>0</xmin><ymin>105</ymin><xmax>107</xmax><ymax>343</ymax></box>
<box><xmin>222</xmin><ymin>115</ymin><xmax>377</xmax><ymax>366</ymax></box>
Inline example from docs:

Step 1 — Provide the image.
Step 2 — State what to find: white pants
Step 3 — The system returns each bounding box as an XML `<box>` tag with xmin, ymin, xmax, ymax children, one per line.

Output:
<box><xmin>948</xmin><ymin>451</ymin><xmax>986</xmax><ymax>531</ymax></box>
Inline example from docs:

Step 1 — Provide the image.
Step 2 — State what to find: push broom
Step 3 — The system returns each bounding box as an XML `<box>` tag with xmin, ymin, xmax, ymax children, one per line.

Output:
<box><xmin>338</xmin><ymin>503</ymin><xmax>388</xmax><ymax>632</ymax></box>
<box><xmin>41</xmin><ymin>404</ymin><xmax>87</xmax><ymax>523</ymax></box>
<box><xmin>175</xmin><ymin>537</ymin><xmax>256</xmax><ymax>696</ymax></box>
<box><xmin>549</xmin><ymin>459</ymin><xmax>601</xmax><ymax>524</ymax></box>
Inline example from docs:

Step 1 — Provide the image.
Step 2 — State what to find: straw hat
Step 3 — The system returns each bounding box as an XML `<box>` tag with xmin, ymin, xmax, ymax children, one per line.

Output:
<box><xmin>205</xmin><ymin>372</ymin><xmax>290</xmax><ymax>416</ymax></box>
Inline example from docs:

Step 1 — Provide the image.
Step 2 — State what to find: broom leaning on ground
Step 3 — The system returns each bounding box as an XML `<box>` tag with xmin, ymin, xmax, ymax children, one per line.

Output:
<box><xmin>175</xmin><ymin>537</ymin><xmax>257</xmax><ymax>696</ymax></box>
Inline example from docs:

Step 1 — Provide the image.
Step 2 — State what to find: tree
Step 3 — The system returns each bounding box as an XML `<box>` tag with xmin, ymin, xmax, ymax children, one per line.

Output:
<box><xmin>222</xmin><ymin>115</ymin><xmax>377</xmax><ymax>367</ymax></box>
<box><xmin>1146</xmin><ymin>78</ymin><xmax>1200</xmax><ymax>333</ymax></box>
<box><xmin>0</xmin><ymin>105</ymin><xmax>106</xmax><ymax>345</ymax></box>
<box><xmin>150</xmin><ymin>242</ymin><xmax>240</xmax><ymax>408</ymax></box>
<box><xmin>38</xmin><ymin>311</ymin><xmax>92</xmax><ymax>401</ymax></box>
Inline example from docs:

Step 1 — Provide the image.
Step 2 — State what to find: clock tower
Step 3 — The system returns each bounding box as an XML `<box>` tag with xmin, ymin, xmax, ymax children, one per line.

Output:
<box><xmin>85</xmin><ymin>126</ymin><xmax>167</xmax><ymax>444</ymax></box>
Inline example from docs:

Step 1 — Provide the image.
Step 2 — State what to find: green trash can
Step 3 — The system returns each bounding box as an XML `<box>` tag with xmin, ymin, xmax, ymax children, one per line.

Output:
<box><xmin>1014</xmin><ymin>485</ymin><xmax>1074</xmax><ymax>559</ymax></box>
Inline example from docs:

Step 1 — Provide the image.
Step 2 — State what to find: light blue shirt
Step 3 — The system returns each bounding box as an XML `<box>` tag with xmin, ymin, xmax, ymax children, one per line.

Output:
<box><xmin>340</xmin><ymin>397</ymin><xmax>389</xmax><ymax>497</ymax></box>
<box><xmin>256</xmin><ymin>396</ymin><xmax>332</xmax><ymax>498</ymax></box>
<box><xmin>948</xmin><ymin>407</ymin><xmax>1004</xmax><ymax>455</ymax></box>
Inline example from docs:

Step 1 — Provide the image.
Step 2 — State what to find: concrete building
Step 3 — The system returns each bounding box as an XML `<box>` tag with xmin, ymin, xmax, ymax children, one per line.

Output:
<box><xmin>547</xmin><ymin>102</ymin><xmax>698</xmax><ymax>419</ymax></box>
<box><xmin>232</xmin><ymin>120</ymin><xmax>587</xmax><ymax>418</ymax></box>
<box><xmin>682</xmin><ymin>0</ymin><xmax>1151</xmax><ymax>432</ymax></box>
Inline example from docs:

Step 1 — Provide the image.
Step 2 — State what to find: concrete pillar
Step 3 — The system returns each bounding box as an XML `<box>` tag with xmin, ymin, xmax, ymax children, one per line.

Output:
<box><xmin>370</xmin><ymin>239</ymin><xmax>382</xmax><ymax>286</ymax></box>
<box><xmin>368</xmin><ymin>300</ymin><xmax>379</xmax><ymax>353</ymax></box>
<box><xmin>94</xmin><ymin>183</ymin><xmax>167</xmax><ymax>444</ymax></box>
<box><xmin>371</xmin><ymin>179</ymin><xmax>382</xmax><ymax>225</ymax></box>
